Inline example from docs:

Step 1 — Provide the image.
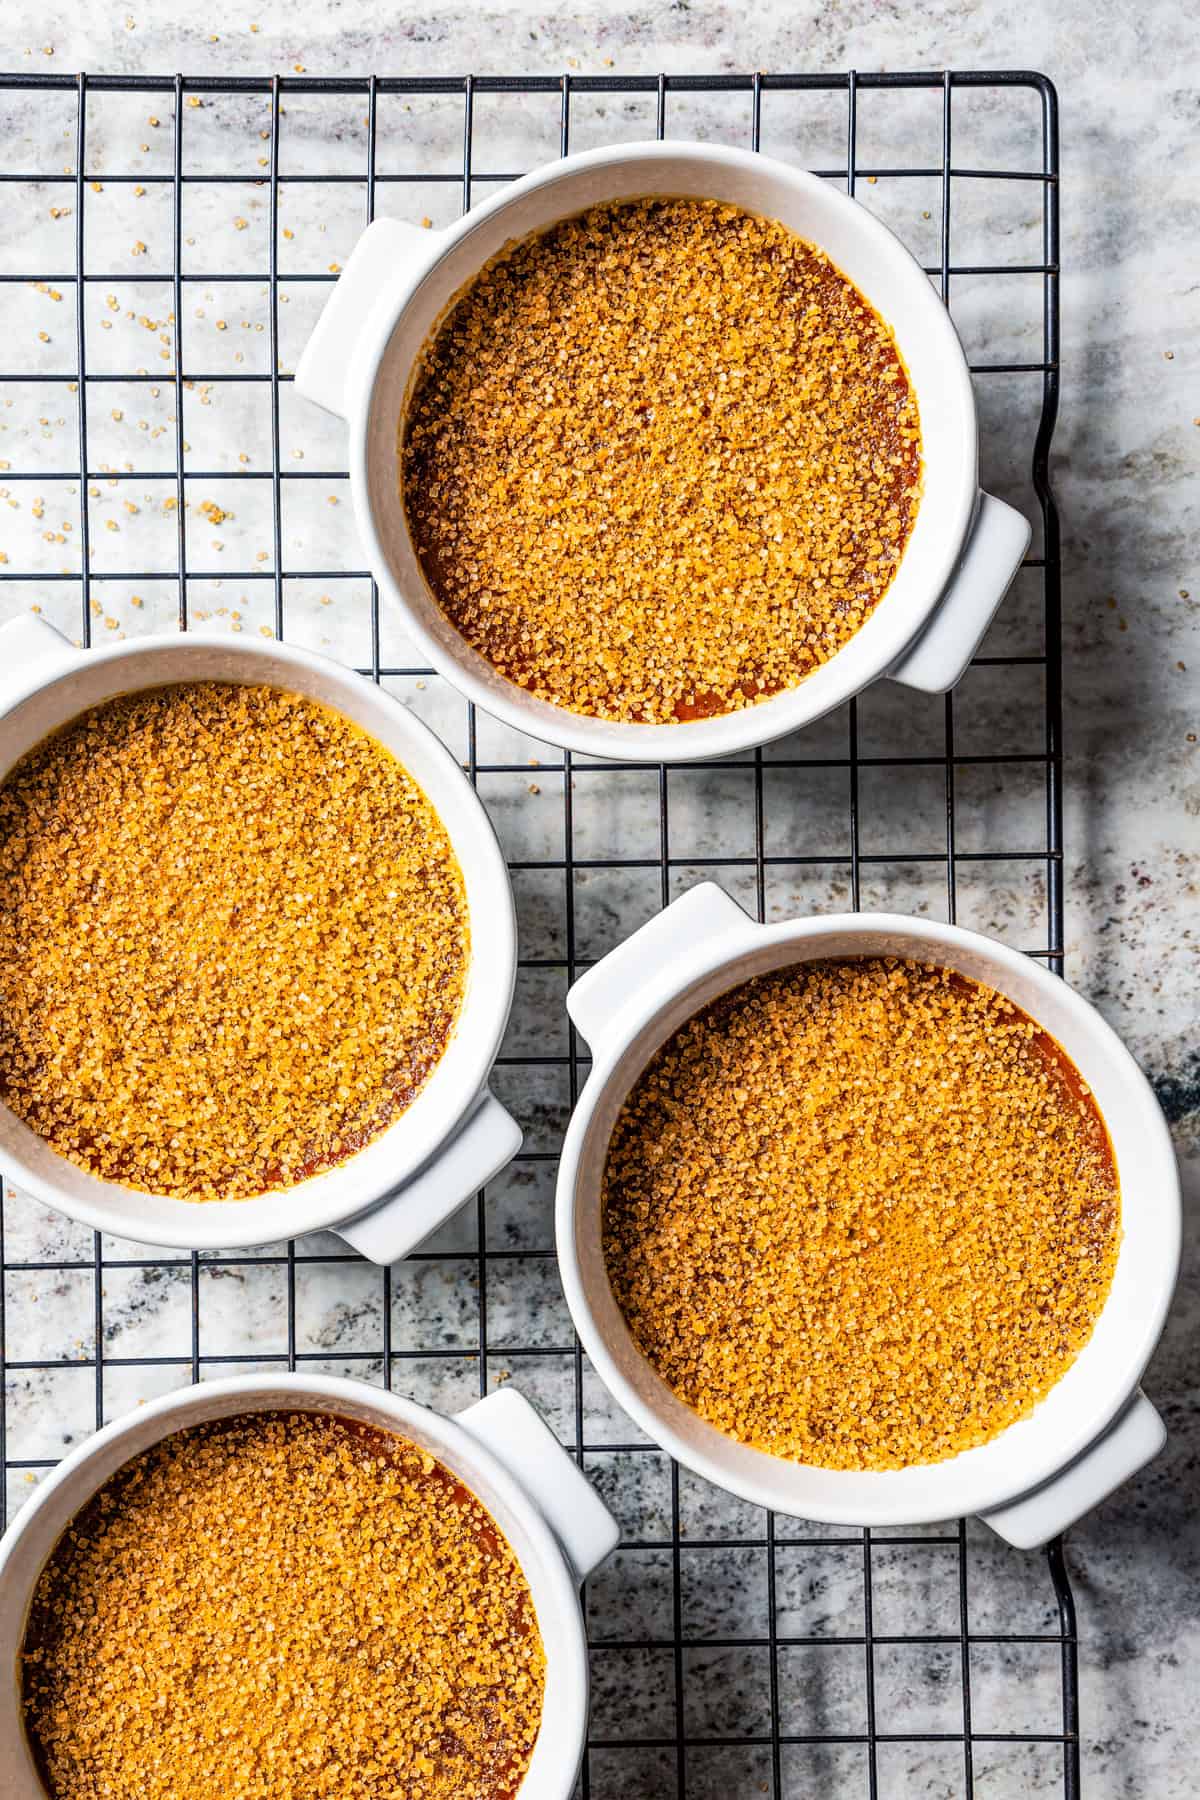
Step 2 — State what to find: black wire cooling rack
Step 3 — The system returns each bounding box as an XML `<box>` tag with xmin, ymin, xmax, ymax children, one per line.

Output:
<box><xmin>0</xmin><ymin>66</ymin><xmax>1074</xmax><ymax>1800</ymax></box>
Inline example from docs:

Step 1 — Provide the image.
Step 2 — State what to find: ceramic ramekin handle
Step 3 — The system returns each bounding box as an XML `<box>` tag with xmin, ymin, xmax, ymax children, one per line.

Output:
<box><xmin>456</xmin><ymin>1386</ymin><xmax>620</xmax><ymax>1583</ymax></box>
<box><xmin>567</xmin><ymin>880</ymin><xmax>753</xmax><ymax>1053</ymax></box>
<box><xmin>0</xmin><ymin>612</ymin><xmax>80</xmax><ymax>700</ymax></box>
<box><xmin>887</xmin><ymin>492</ymin><xmax>1032</xmax><ymax>693</ymax></box>
<box><xmin>335</xmin><ymin>1089</ymin><xmax>522</xmax><ymax>1265</ymax></box>
<box><xmin>978</xmin><ymin>1389</ymin><xmax>1166</xmax><ymax>1549</ymax></box>
<box><xmin>294</xmin><ymin>216</ymin><xmax>442</xmax><ymax>420</ymax></box>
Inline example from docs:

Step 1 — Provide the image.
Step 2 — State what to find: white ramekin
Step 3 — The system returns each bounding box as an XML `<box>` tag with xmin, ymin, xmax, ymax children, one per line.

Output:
<box><xmin>0</xmin><ymin>1373</ymin><xmax>618</xmax><ymax>1800</ymax></box>
<box><xmin>295</xmin><ymin>140</ymin><xmax>1030</xmax><ymax>764</ymax></box>
<box><xmin>0</xmin><ymin>614</ymin><xmax>521</xmax><ymax>1263</ymax></box>
<box><xmin>555</xmin><ymin>883</ymin><xmax>1181</xmax><ymax>1548</ymax></box>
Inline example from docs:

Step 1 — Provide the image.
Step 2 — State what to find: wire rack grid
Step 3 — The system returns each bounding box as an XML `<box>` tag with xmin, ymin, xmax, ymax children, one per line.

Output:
<box><xmin>0</xmin><ymin>65</ymin><xmax>1074</xmax><ymax>1800</ymax></box>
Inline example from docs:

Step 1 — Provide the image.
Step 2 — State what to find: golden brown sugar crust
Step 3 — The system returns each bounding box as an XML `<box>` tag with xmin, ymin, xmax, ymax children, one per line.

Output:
<box><xmin>22</xmin><ymin>1412</ymin><xmax>545</xmax><ymax>1800</ymax></box>
<box><xmin>0</xmin><ymin>683</ymin><xmax>468</xmax><ymax>1200</ymax></box>
<box><xmin>401</xmin><ymin>197</ymin><xmax>922</xmax><ymax>725</ymax></box>
<box><xmin>602</xmin><ymin>959</ymin><xmax>1119</xmax><ymax>1469</ymax></box>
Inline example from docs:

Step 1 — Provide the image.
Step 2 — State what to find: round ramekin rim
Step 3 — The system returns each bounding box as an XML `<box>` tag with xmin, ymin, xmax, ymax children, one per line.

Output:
<box><xmin>345</xmin><ymin>139</ymin><xmax>980</xmax><ymax>763</ymax></box>
<box><xmin>0</xmin><ymin>630</ymin><xmax>518</xmax><ymax>1248</ymax></box>
<box><xmin>554</xmin><ymin>908</ymin><xmax>1182</xmax><ymax>1524</ymax></box>
<box><xmin>0</xmin><ymin>1372</ymin><xmax>589</xmax><ymax>1800</ymax></box>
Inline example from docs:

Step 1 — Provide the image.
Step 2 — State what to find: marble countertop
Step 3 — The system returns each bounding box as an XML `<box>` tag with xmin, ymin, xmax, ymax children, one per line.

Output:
<box><xmin>0</xmin><ymin>1</ymin><xmax>1195</xmax><ymax>1795</ymax></box>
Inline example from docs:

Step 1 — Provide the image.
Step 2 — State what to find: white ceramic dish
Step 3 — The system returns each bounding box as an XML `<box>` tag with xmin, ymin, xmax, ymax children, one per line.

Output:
<box><xmin>0</xmin><ymin>1372</ymin><xmax>618</xmax><ymax>1800</ymax></box>
<box><xmin>0</xmin><ymin>614</ymin><xmax>521</xmax><ymax>1264</ymax></box>
<box><xmin>555</xmin><ymin>882</ymin><xmax>1181</xmax><ymax>1547</ymax></box>
<box><xmin>296</xmin><ymin>140</ymin><xmax>1031</xmax><ymax>764</ymax></box>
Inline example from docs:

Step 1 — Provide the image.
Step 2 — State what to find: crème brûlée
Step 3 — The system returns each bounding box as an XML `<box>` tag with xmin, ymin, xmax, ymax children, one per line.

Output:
<box><xmin>21</xmin><ymin>1412</ymin><xmax>545</xmax><ymax>1800</ymax></box>
<box><xmin>602</xmin><ymin>958</ymin><xmax>1120</xmax><ymax>1470</ymax></box>
<box><xmin>402</xmin><ymin>195</ymin><xmax>922</xmax><ymax>725</ymax></box>
<box><xmin>0</xmin><ymin>682</ymin><xmax>468</xmax><ymax>1200</ymax></box>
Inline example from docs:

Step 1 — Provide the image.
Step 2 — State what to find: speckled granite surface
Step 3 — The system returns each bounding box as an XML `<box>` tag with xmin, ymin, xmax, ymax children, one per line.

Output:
<box><xmin>0</xmin><ymin>2</ymin><xmax>1195</xmax><ymax>1795</ymax></box>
